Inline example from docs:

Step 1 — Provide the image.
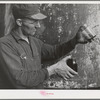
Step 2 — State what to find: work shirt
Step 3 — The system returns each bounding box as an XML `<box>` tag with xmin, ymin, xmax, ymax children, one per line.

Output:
<box><xmin>0</xmin><ymin>29</ymin><xmax>76</xmax><ymax>89</ymax></box>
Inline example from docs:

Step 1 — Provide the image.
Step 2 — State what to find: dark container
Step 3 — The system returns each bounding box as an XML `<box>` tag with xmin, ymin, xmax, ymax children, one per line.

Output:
<box><xmin>66</xmin><ymin>58</ymin><xmax>78</xmax><ymax>72</ymax></box>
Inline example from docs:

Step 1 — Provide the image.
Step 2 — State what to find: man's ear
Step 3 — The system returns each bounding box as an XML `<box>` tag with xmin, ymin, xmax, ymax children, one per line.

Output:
<box><xmin>16</xmin><ymin>19</ymin><xmax>22</xmax><ymax>26</ymax></box>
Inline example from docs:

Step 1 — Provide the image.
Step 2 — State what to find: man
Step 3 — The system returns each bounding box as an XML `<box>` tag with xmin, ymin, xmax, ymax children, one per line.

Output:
<box><xmin>0</xmin><ymin>4</ymin><xmax>94</xmax><ymax>89</ymax></box>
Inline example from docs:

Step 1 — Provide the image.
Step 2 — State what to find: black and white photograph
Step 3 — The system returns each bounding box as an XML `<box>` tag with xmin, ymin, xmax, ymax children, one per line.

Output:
<box><xmin>0</xmin><ymin>1</ymin><xmax>100</xmax><ymax>99</ymax></box>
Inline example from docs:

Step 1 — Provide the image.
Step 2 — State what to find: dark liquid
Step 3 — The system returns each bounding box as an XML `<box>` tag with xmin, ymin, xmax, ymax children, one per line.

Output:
<box><xmin>66</xmin><ymin>59</ymin><xmax>77</xmax><ymax>72</ymax></box>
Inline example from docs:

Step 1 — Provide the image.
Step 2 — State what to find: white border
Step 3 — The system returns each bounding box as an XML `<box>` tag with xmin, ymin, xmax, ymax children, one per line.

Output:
<box><xmin>0</xmin><ymin>1</ymin><xmax>100</xmax><ymax>99</ymax></box>
<box><xmin>0</xmin><ymin>1</ymin><xmax>99</xmax><ymax>4</ymax></box>
<box><xmin>0</xmin><ymin>90</ymin><xmax>100</xmax><ymax>99</ymax></box>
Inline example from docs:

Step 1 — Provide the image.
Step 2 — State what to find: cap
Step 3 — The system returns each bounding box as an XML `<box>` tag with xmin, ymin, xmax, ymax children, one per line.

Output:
<box><xmin>12</xmin><ymin>4</ymin><xmax>47</xmax><ymax>20</ymax></box>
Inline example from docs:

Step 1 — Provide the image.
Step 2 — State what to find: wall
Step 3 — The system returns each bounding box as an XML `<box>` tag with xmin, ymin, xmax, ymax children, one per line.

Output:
<box><xmin>38</xmin><ymin>4</ymin><xmax>100</xmax><ymax>89</ymax></box>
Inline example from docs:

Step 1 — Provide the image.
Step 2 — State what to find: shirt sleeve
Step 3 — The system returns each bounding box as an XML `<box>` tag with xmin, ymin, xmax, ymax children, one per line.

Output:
<box><xmin>0</xmin><ymin>42</ymin><xmax>49</xmax><ymax>89</ymax></box>
<box><xmin>41</xmin><ymin>37</ymin><xmax>76</xmax><ymax>61</ymax></box>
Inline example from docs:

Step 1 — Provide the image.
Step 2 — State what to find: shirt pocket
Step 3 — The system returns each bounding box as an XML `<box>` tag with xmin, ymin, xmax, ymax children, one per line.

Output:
<box><xmin>20</xmin><ymin>52</ymin><xmax>41</xmax><ymax>71</ymax></box>
<box><xmin>20</xmin><ymin>52</ymin><xmax>28</xmax><ymax>69</ymax></box>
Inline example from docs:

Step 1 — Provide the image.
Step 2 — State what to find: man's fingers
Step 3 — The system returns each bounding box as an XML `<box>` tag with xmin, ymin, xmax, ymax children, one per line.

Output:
<box><xmin>67</xmin><ymin>71</ymin><xmax>74</xmax><ymax>78</ymax></box>
<box><xmin>68</xmin><ymin>66</ymin><xmax>78</xmax><ymax>75</ymax></box>
<box><xmin>88</xmin><ymin>32</ymin><xmax>94</xmax><ymax>38</ymax></box>
<box><xmin>63</xmin><ymin>77</ymin><xmax>68</xmax><ymax>81</ymax></box>
<box><xmin>58</xmin><ymin>73</ymin><xmax>69</xmax><ymax>80</ymax></box>
<box><xmin>63</xmin><ymin>72</ymin><xmax>75</xmax><ymax>80</ymax></box>
<box><xmin>62</xmin><ymin>55</ymin><xmax>72</xmax><ymax>61</ymax></box>
<box><xmin>82</xmin><ymin>30</ymin><xmax>91</xmax><ymax>40</ymax></box>
<box><xmin>64</xmin><ymin>74</ymin><xmax>70</xmax><ymax>79</ymax></box>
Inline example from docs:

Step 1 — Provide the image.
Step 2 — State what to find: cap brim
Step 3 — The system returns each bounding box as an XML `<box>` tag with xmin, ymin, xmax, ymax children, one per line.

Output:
<box><xmin>30</xmin><ymin>13</ymin><xmax>47</xmax><ymax>20</ymax></box>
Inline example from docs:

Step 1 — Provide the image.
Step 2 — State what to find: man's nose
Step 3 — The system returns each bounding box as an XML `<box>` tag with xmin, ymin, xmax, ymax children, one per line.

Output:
<box><xmin>36</xmin><ymin>21</ymin><xmax>41</xmax><ymax>28</ymax></box>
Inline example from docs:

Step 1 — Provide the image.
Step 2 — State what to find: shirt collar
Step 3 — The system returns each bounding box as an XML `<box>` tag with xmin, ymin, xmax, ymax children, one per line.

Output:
<box><xmin>11</xmin><ymin>29</ymin><xmax>22</xmax><ymax>42</ymax></box>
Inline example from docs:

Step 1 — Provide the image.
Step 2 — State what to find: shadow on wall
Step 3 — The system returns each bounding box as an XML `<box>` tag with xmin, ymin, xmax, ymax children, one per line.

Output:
<box><xmin>4</xmin><ymin>4</ymin><xmax>15</xmax><ymax>36</ymax></box>
<box><xmin>0</xmin><ymin>5</ymin><xmax>5</xmax><ymax>37</ymax></box>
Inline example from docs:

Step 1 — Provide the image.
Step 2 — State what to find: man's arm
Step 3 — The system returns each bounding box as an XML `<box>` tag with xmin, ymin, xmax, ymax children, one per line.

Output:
<box><xmin>0</xmin><ymin>42</ymin><xmax>49</xmax><ymax>88</ymax></box>
<box><xmin>41</xmin><ymin>24</ymin><xmax>96</xmax><ymax>61</ymax></box>
<box><xmin>41</xmin><ymin>36</ymin><xmax>77</xmax><ymax>61</ymax></box>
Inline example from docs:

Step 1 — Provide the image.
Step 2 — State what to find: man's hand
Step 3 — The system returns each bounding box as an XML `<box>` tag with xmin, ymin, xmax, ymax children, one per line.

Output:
<box><xmin>47</xmin><ymin>56</ymin><xmax>78</xmax><ymax>80</ymax></box>
<box><xmin>75</xmin><ymin>25</ymin><xmax>96</xmax><ymax>44</ymax></box>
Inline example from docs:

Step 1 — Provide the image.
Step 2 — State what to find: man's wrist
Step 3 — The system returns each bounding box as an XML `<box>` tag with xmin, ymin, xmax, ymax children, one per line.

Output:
<box><xmin>46</xmin><ymin>64</ymin><xmax>57</xmax><ymax>76</ymax></box>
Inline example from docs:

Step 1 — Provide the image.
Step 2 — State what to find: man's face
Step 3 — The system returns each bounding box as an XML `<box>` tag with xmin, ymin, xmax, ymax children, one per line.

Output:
<box><xmin>36</xmin><ymin>20</ymin><xmax>46</xmax><ymax>35</ymax></box>
<box><xmin>21</xmin><ymin>18</ymin><xmax>41</xmax><ymax>36</ymax></box>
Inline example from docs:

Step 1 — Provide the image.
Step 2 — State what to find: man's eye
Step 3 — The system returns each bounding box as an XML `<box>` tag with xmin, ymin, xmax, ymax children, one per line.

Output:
<box><xmin>34</xmin><ymin>20</ymin><xmax>38</xmax><ymax>23</ymax></box>
<box><xmin>26</xmin><ymin>21</ymin><xmax>35</xmax><ymax>24</ymax></box>
<box><xmin>30</xmin><ymin>20</ymin><xmax>38</xmax><ymax>24</ymax></box>
<box><xmin>30</xmin><ymin>22</ymin><xmax>34</xmax><ymax>24</ymax></box>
